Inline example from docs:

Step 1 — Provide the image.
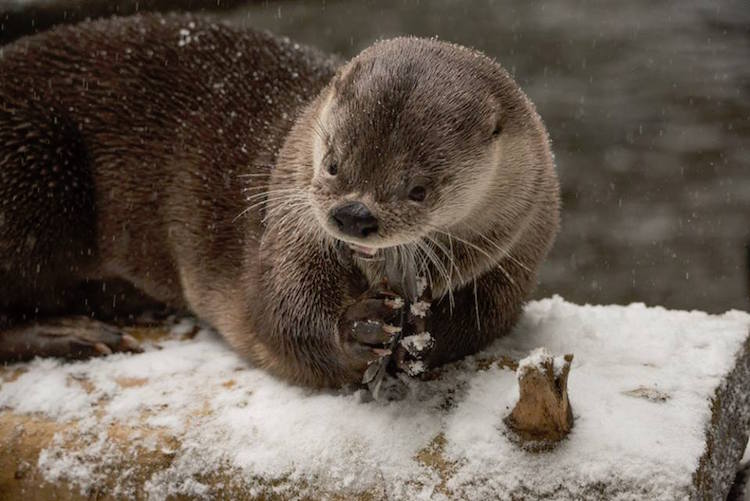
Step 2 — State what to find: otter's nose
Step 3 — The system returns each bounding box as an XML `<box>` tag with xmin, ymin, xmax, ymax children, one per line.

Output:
<box><xmin>331</xmin><ymin>202</ymin><xmax>379</xmax><ymax>238</ymax></box>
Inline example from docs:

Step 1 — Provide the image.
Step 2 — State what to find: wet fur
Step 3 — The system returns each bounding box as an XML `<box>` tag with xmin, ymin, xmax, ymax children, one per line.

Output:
<box><xmin>0</xmin><ymin>14</ymin><xmax>559</xmax><ymax>387</ymax></box>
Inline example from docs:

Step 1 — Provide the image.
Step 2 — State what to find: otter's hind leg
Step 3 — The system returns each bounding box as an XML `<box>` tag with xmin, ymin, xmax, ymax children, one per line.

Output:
<box><xmin>0</xmin><ymin>101</ymin><xmax>136</xmax><ymax>361</ymax></box>
<box><xmin>0</xmin><ymin>315</ymin><xmax>141</xmax><ymax>362</ymax></box>
<box><xmin>0</xmin><ymin>103</ymin><xmax>98</xmax><ymax>287</ymax></box>
<box><xmin>0</xmin><ymin>279</ymin><xmax>167</xmax><ymax>363</ymax></box>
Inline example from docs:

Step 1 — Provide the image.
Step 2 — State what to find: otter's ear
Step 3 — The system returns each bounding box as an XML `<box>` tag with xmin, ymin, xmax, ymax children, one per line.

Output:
<box><xmin>332</xmin><ymin>60</ymin><xmax>362</xmax><ymax>94</ymax></box>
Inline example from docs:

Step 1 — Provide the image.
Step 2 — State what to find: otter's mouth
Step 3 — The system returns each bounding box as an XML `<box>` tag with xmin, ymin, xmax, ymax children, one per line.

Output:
<box><xmin>348</xmin><ymin>243</ymin><xmax>380</xmax><ymax>261</ymax></box>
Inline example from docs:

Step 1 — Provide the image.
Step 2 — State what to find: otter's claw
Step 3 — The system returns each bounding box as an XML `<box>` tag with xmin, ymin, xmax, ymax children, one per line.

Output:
<box><xmin>338</xmin><ymin>291</ymin><xmax>403</xmax><ymax>372</ymax></box>
<box><xmin>350</xmin><ymin>319</ymin><xmax>399</xmax><ymax>346</ymax></box>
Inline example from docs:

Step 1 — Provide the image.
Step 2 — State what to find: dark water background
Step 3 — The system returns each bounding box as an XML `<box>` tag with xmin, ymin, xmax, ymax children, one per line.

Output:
<box><xmin>2</xmin><ymin>0</ymin><xmax>749</xmax><ymax>313</ymax></box>
<box><xmin>228</xmin><ymin>0</ymin><xmax>750</xmax><ymax>313</ymax></box>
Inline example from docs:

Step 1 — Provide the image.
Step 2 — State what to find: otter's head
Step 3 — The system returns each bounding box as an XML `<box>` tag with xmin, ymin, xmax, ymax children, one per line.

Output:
<box><xmin>306</xmin><ymin>38</ymin><xmax>531</xmax><ymax>258</ymax></box>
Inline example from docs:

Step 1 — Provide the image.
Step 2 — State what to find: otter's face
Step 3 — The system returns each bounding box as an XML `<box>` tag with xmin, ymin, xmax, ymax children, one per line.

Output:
<box><xmin>306</xmin><ymin>38</ymin><xmax>520</xmax><ymax>256</ymax></box>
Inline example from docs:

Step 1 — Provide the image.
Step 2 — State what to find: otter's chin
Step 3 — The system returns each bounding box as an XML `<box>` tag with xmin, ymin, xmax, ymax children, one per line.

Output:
<box><xmin>316</xmin><ymin>220</ymin><xmax>381</xmax><ymax>259</ymax></box>
<box><xmin>348</xmin><ymin>243</ymin><xmax>380</xmax><ymax>260</ymax></box>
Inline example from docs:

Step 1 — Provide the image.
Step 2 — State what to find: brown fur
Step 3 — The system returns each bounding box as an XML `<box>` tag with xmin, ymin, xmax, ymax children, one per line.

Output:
<box><xmin>0</xmin><ymin>14</ymin><xmax>559</xmax><ymax>387</ymax></box>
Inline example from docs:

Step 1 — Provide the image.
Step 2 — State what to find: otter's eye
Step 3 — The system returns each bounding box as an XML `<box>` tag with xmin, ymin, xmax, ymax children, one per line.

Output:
<box><xmin>492</xmin><ymin>123</ymin><xmax>503</xmax><ymax>138</ymax></box>
<box><xmin>327</xmin><ymin>161</ymin><xmax>338</xmax><ymax>176</ymax></box>
<box><xmin>408</xmin><ymin>186</ymin><xmax>427</xmax><ymax>202</ymax></box>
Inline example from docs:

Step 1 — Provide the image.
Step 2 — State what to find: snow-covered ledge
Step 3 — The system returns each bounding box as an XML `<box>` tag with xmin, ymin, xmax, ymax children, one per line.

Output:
<box><xmin>1</xmin><ymin>297</ymin><xmax>749</xmax><ymax>500</ymax></box>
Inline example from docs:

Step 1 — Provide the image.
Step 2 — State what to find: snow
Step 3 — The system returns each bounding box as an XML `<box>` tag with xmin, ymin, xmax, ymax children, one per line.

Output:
<box><xmin>405</xmin><ymin>360</ymin><xmax>427</xmax><ymax>376</ymax></box>
<box><xmin>410</xmin><ymin>300</ymin><xmax>432</xmax><ymax>318</ymax></box>
<box><xmin>516</xmin><ymin>347</ymin><xmax>569</xmax><ymax>379</ymax></box>
<box><xmin>385</xmin><ymin>296</ymin><xmax>405</xmax><ymax>310</ymax></box>
<box><xmin>516</xmin><ymin>346</ymin><xmax>552</xmax><ymax>376</ymax></box>
<box><xmin>1</xmin><ymin>296</ymin><xmax>749</xmax><ymax>499</ymax></box>
<box><xmin>400</xmin><ymin>332</ymin><xmax>434</xmax><ymax>354</ymax></box>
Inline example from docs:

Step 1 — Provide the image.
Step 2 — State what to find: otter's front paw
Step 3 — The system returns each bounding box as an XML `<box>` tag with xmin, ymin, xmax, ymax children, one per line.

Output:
<box><xmin>338</xmin><ymin>293</ymin><xmax>403</xmax><ymax>372</ymax></box>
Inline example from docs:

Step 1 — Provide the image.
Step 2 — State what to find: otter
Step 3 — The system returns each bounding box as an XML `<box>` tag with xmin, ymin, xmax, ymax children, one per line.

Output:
<box><xmin>0</xmin><ymin>14</ymin><xmax>560</xmax><ymax>388</ymax></box>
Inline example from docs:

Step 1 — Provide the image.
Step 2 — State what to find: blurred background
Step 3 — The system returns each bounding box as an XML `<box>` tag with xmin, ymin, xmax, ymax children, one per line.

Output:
<box><xmin>2</xmin><ymin>0</ymin><xmax>749</xmax><ymax>313</ymax></box>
